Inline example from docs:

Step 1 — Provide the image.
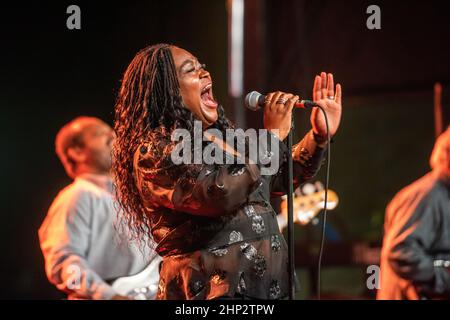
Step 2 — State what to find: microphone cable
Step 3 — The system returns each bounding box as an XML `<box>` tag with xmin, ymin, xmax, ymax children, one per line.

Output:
<box><xmin>244</xmin><ymin>90</ymin><xmax>332</xmax><ymax>299</ymax></box>
<box><xmin>314</xmin><ymin>105</ymin><xmax>331</xmax><ymax>300</ymax></box>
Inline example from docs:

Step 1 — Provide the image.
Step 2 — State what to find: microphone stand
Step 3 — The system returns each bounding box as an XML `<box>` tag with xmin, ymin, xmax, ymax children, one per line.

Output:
<box><xmin>287</xmin><ymin>116</ymin><xmax>295</xmax><ymax>300</ymax></box>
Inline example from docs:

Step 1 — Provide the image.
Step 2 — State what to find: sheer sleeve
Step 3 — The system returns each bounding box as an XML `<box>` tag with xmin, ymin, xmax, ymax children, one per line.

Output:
<box><xmin>134</xmin><ymin>128</ymin><xmax>261</xmax><ymax>218</ymax></box>
<box><xmin>270</xmin><ymin>129</ymin><xmax>327</xmax><ymax>196</ymax></box>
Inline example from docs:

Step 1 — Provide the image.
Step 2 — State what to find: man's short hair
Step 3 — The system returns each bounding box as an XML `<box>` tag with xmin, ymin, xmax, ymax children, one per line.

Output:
<box><xmin>430</xmin><ymin>125</ymin><xmax>450</xmax><ymax>177</ymax></box>
<box><xmin>55</xmin><ymin>116</ymin><xmax>97</xmax><ymax>178</ymax></box>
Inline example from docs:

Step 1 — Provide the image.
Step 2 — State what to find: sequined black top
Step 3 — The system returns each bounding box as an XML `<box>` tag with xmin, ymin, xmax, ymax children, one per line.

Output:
<box><xmin>133</xmin><ymin>126</ymin><xmax>326</xmax><ymax>300</ymax></box>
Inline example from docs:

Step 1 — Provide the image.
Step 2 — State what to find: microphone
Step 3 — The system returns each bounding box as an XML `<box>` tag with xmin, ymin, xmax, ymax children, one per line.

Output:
<box><xmin>244</xmin><ymin>91</ymin><xmax>318</xmax><ymax>111</ymax></box>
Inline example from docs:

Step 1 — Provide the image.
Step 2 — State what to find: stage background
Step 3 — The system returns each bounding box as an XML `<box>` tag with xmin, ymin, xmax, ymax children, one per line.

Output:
<box><xmin>0</xmin><ymin>0</ymin><xmax>449</xmax><ymax>299</ymax></box>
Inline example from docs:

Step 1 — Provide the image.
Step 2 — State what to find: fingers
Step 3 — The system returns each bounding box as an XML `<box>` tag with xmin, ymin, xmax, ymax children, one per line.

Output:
<box><xmin>275</xmin><ymin>93</ymin><xmax>294</xmax><ymax>113</ymax></box>
<box><xmin>335</xmin><ymin>84</ymin><xmax>342</xmax><ymax>105</ymax></box>
<box><xmin>265</xmin><ymin>91</ymin><xmax>294</xmax><ymax>113</ymax></box>
<box><xmin>313</xmin><ymin>75</ymin><xmax>322</xmax><ymax>101</ymax></box>
<box><xmin>313</xmin><ymin>72</ymin><xmax>328</xmax><ymax>100</ymax></box>
<box><xmin>320</xmin><ymin>72</ymin><xmax>328</xmax><ymax>99</ymax></box>
<box><xmin>264</xmin><ymin>92</ymin><xmax>275</xmax><ymax>110</ymax></box>
<box><xmin>271</xmin><ymin>92</ymin><xmax>285</xmax><ymax>112</ymax></box>
<box><xmin>285</xmin><ymin>95</ymin><xmax>300</xmax><ymax>114</ymax></box>
<box><xmin>264</xmin><ymin>92</ymin><xmax>281</xmax><ymax>112</ymax></box>
<box><xmin>327</xmin><ymin>73</ymin><xmax>334</xmax><ymax>98</ymax></box>
<box><xmin>313</xmin><ymin>72</ymin><xmax>339</xmax><ymax>103</ymax></box>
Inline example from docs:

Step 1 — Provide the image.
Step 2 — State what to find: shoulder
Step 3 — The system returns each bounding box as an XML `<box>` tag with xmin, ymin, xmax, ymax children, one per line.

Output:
<box><xmin>394</xmin><ymin>173</ymin><xmax>438</xmax><ymax>201</ymax></box>
<box><xmin>40</xmin><ymin>180</ymin><xmax>97</xmax><ymax>233</ymax></box>
<box><xmin>387</xmin><ymin>173</ymin><xmax>440</xmax><ymax>217</ymax></box>
<box><xmin>133</xmin><ymin>126</ymin><xmax>188</xmax><ymax>188</ymax></box>
<box><xmin>134</xmin><ymin>126</ymin><xmax>175</xmax><ymax>167</ymax></box>
<box><xmin>50</xmin><ymin>179</ymin><xmax>101</xmax><ymax>213</ymax></box>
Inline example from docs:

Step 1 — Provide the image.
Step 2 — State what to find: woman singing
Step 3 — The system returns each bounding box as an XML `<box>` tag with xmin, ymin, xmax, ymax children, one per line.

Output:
<box><xmin>113</xmin><ymin>44</ymin><xmax>342</xmax><ymax>300</ymax></box>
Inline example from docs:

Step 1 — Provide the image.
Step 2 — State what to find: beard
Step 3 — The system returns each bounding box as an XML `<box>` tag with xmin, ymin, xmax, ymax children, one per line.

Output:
<box><xmin>87</xmin><ymin>149</ymin><xmax>112</xmax><ymax>174</ymax></box>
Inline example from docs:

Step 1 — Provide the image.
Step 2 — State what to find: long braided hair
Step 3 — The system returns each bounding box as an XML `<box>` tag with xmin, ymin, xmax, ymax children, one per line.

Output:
<box><xmin>113</xmin><ymin>43</ymin><xmax>232</xmax><ymax>244</ymax></box>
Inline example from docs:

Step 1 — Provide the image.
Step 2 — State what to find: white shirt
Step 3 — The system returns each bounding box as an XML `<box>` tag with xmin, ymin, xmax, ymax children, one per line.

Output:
<box><xmin>39</xmin><ymin>173</ymin><xmax>160</xmax><ymax>299</ymax></box>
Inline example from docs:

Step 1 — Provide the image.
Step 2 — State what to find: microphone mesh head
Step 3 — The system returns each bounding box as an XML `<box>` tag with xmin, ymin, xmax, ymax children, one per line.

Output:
<box><xmin>244</xmin><ymin>91</ymin><xmax>262</xmax><ymax>111</ymax></box>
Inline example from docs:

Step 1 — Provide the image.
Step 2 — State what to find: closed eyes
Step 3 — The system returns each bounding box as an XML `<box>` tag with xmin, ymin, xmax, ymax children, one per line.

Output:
<box><xmin>186</xmin><ymin>63</ymin><xmax>207</xmax><ymax>73</ymax></box>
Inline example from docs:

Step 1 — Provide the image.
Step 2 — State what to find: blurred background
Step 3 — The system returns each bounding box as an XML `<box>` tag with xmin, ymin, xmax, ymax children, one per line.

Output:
<box><xmin>0</xmin><ymin>0</ymin><xmax>449</xmax><ymax>299</ymax></box>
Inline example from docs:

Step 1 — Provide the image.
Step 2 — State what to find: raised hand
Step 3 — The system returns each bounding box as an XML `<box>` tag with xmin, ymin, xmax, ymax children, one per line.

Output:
<box><xmin>310</xmin><ymin>72</ymin><xmax>342</xmax><ymax>139</ymax></box>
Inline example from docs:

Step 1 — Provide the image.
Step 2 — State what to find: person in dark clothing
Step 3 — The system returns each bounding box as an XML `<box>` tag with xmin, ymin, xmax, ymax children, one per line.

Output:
<box><xmin>378</xmin><ymin>126</ymin><xmax>450</xmax><ymax>299</ymax></box>
<box><xmin>113</xmin><ymin>44</ymin><xmax>342</xmax><ymax>299</ymax></box>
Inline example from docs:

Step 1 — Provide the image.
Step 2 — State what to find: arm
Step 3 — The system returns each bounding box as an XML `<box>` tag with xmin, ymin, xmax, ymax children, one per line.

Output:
<box><xmin>38</xmin><ymin>190</ymin><xmax>117</xmax><ymax>300</ymax></box>
<box><xmin>134</xmin><ymin>129</ymin><xmax>261</xmax><ymax>218</ymax></box>
<box><xmin>384</xmin><ymin>189</ymin><xmax>450</xmax><ymax>297</ymax></box>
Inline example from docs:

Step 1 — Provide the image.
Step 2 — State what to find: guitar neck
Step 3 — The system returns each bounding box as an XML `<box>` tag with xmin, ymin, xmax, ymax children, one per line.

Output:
<box><xmin>277</xmin><ymin>189</ymin><xmax>338</xmax><ymax>230</ymax></box>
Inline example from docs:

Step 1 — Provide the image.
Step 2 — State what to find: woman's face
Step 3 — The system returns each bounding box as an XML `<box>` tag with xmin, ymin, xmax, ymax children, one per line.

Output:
<box><xmin>170</xmin><ymin>46</ymin><xmax>218</xmax><ymax>127</ymax></box>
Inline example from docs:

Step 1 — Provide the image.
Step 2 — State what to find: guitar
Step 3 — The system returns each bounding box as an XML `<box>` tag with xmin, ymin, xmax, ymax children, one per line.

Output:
<box><xmin>277</xmin><ymin>188</ymin><xmax>339</xmax><ymax>231</ymax></box>
<box><xmin>111</xmin><ymin>255</ymin><xmax>162</xmax><ymax>300</ymax></box>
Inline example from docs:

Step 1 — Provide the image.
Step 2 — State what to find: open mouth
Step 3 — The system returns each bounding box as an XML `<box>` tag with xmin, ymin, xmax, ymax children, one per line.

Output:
<box><xmin>200</xmin><ymin>83</ymin><xmax>218</xmax><ymax>108</ymax></box>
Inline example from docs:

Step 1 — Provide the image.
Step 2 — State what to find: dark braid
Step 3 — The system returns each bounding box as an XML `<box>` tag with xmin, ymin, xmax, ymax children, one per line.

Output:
<box><xmin>113</xmin><ymin>44</ymin><xmax>233</xmax><ymax>245</ymax></box>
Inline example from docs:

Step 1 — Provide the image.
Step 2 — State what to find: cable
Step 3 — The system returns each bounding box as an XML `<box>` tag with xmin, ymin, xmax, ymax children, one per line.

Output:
<box><xmin>315</xmin><ymin>105</ymin><xmax>331</xmax><ymax>300</ymax></box>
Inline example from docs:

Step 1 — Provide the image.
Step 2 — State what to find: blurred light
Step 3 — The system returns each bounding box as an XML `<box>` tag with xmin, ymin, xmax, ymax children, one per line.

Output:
<box><xmin>229</xmin><ymin>0</ymin><xmax>244</xmax><ymax>98</ymax></box>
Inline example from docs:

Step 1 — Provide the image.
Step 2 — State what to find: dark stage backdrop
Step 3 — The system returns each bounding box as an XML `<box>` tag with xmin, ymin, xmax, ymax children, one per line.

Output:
<box><xmin>0</xmin><ymin>1</ymin><xmax>228</xmax><ymax>299</ymax></box>
<box><xmin>0</xmin><ymin>1</ymin><xmax>449</xmax><ymax>299</ymax></box>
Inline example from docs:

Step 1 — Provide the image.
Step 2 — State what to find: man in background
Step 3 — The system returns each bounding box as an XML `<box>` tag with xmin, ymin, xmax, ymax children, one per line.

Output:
<box><xmin>39</xmin><ymin>116</ymin><xmax>160</xmax><ymax>300</ymax></box>
<box><xmin>378</xmin><ymin>126</ymin><xmax>450</xmax><ymax>299</ymax></box>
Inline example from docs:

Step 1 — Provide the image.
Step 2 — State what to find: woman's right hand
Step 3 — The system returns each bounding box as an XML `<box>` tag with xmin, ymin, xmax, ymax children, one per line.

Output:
<box><xmin>263</xmin><ymin>91</ymin><xmax>299</xmax><ymax>141</ymax></box>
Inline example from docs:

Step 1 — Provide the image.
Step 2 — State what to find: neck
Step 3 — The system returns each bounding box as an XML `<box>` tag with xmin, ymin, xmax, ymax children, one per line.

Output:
<box><xmin>75</xmin><ymin>165</ymin><xmax>110</xmax><ymax>178</ymax></box>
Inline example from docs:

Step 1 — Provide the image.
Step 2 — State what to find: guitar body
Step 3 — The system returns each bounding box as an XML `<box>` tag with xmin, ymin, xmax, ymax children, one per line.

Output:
<box><xmin>112</xmin><ymin>255</ymin><xmax>162</xmax><ymax>300</ymax></box>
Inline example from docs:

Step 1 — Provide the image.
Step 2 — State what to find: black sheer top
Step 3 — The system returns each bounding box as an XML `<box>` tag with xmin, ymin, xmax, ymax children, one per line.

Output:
<box><xmin>133</xmin><ymin>126</ymin><xmax>326</xmax><ymax>299</ymax></box>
